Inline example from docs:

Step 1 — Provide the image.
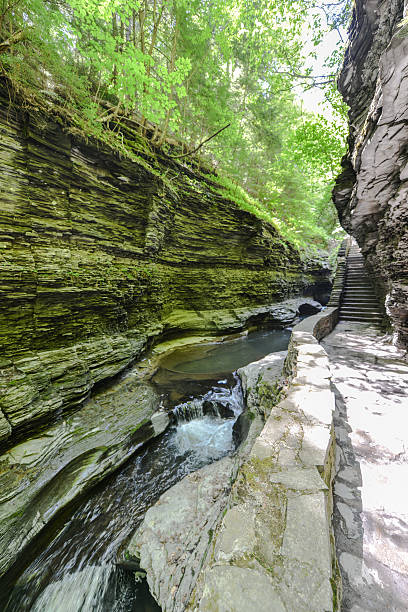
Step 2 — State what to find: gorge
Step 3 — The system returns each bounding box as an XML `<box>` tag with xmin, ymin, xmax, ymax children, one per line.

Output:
<box><xmin>1</xmin><ymin>0</ymin><xmax>408</xmax><ymax>609</ymax></box>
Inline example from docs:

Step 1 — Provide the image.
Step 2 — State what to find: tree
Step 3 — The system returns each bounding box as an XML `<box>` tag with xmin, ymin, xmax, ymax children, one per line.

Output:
<box><xmin>0</xmin><ymin>0</ymin><xmax>349</xmax><ymax>250</ymax></box>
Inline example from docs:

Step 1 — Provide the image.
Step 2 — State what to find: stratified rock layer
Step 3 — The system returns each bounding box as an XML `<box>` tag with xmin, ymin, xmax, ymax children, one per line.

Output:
<box><xmin>333</xmin><ymin>0</ymin><xmax>408</xmax><ymax>347</ymax></box>
<box><xmin>0</xmin><ymin>85</ymin><xmax>327</xmax><ymax>443</ymax></box>
<box><xmin>0</xmin><ymin>370</ymin><xmax>169</xmax><ymax>581</ymax></box>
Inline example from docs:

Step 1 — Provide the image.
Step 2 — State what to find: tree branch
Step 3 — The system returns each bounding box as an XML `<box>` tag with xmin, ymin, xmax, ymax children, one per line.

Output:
<box><xmin>166</xmin><ymin>123</ymin><xmax>231</xmax><ymax>159</ymax></box>
<box><xmin>0</xmin><ymin>28</ymin><xmax>25</xmax><ymax>52</ymax></box>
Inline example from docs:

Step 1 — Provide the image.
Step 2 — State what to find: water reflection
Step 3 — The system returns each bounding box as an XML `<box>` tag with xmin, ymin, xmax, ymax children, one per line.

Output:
<box><xmin>158</xmin><ymin>328</ymin><xmax>291</xmax><ymax>377</ymax></box>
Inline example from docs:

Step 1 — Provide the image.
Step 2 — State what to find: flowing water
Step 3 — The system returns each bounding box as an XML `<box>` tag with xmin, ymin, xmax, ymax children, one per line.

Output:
<box><xmin>4</xmin><ymin>328</ymin><xmax>291</xmax><ymax>611</ymax></box>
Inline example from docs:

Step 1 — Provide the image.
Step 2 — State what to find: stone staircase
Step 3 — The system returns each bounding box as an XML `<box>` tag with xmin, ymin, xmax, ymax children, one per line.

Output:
<box><xmin>339</xmin><ymin>242</ymin><xmax>384</xmax><ymax>326</ymax></box>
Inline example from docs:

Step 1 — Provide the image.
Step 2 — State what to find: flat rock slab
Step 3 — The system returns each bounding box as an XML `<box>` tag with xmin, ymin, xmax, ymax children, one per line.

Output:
<box><xmin>126</xmin><ymin>456</ymin><xmax>237</xmax><ymax>612</ymax></box>
<box><xmin>322</xmin><ymin>322</ymin><xmax>408</xmax><ymax>611</ymax></box>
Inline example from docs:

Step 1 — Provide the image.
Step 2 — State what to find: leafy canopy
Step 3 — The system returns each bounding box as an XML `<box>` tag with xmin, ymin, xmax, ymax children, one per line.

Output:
<box><xmin>0</xmin><ymin>0</ymin><xmax>350</xmax><ymax>250</ymax></box>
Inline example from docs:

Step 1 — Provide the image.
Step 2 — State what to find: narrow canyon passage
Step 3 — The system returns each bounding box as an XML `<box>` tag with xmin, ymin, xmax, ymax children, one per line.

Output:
<box><xmin>322</xmin><ymin>322</ymin><xmax>408</xmax><ymax>611</ymax></box>
<box><xmin>2</xmin><ymin>328</ymin><xmax>291</xmax><ymax>611</ymax></box>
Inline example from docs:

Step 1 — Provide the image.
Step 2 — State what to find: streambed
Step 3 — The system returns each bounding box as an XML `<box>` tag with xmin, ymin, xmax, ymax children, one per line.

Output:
<box><xmin>4</xmin><ymin>328</ymin><xmax>291</xmax><ymax>611</ymax></box>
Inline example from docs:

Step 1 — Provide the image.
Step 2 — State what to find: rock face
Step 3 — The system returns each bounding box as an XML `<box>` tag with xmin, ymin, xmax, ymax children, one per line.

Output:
<box><xmin>333</xmin><ymin>0</ymin><xmax>408</xmax><ymax>347</ymax></box>
<box><xmin>0</xmin><ymin>84</ymin><xmax>329</xmax><ymax>444</ymax></box>
<box><xmin>0</xmin><ymin>370</ymin><xmax>169</xmax><ymax>580</ymax></box>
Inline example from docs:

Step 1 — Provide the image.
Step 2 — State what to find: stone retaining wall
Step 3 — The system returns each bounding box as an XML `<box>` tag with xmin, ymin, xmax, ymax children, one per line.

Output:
<box><xmin>189</xmin><ymin>307</ymin><xmax>341</xmax><ymax>611</ymax></box>
<box><xmin>129</xmin><ymin>307</ymin><xmax>341</xmax><ymax>611</ymax></box>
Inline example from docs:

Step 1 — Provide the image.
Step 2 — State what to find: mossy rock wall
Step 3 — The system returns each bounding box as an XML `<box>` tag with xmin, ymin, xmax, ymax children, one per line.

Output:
<box><xmin>0</xmin><ymin>90</ymin><xmax>318</xmax><ymax>442</ymax></box>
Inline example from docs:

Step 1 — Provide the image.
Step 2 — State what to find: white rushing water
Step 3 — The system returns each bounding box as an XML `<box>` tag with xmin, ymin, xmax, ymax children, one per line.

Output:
<box><xmin>172</xmin><ymin>376</ymin><xmax>242</xmax><ymax>462</ymax></box>
<box><xmin>172</xmin><ymin>416</ymin><xmax>234</xmax><ymax>460</ymax></box>
<box><xmin>5</xmin><ymin>378</ymin><xmax>244</xmax><ymax>612</ymax></box>
<box><xmin>31</xmin><ymin>566</ymin><xmax>112</xmax><ymax>612</ymax></box>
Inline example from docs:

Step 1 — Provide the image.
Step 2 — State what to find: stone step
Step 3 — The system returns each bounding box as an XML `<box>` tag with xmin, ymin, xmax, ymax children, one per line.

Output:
<box><xmin>345</xmin><ymin>283</ymin><xmax>373</xmax><ymax>287</ymax></box>
<box><xmin>340</xmin><ymin>315</ymin><xmax>383</xmax><ymax>325</ymax></box>
<box><xmin>345</xmin><ymin>281</ymin><xmax>373</xmax><ymax>285</ymax></box>
<box><xmin>340</xmin><ymin>313</ymin><xmax>383</xmax><ymax>322</ymax></box>
<box><xmin>341</xmin><ymin>297</ymin><xmax>378</xmax><ymax>308</ymax></box>
<box><xmin>343</xmin><ymin>293</ymin><xmax>378</xmax><ymax>299</ymax></box>
<box><xmin>340</xmin><ymin>310</ymin><xmax>383</xmax><ymax>318</ymax></box>
<box><xmin>346</xmin><ymin>272</ymin><xmax>371</xmax><ymax>277</ymax></box>
<box><xmin>342</xmin><ymin>296</ymin><xmax>378</xmax><ymax>301</ymax></box>
<box><xmin>341</xmin><ymin>301</ymin><xmax>379</xmax><ymax>308</ymax></box>
<box><xmin>344</xmin><ymin>285</ymin><xmax>375</xmax><ymax>290</ymax></box>
<box><xmin>339</xmin><ymin>311</ymin><xmax>383</xmax><ymax>321</ymax></box>
<box><xmin>344</xmin><ymin>288</ymin><xmax>375</xmax><ymax>293</ymax></box>
<box><xmin>344</xmin><ymin>289</ymin><xmax>375</xmax><ymax>294</ymax></box>
<box><xmin>341</xmin><ymin>303</ymin><xmax>382</xmax><ymax>310</ymax></box>
<box><xmin>340</xmin><ymin>303</ymin><xmax>382</xmax><ymax>311</ymax></box>
<box><xmin>344</xmin><ymin>290</ymin><xmax>376</xmax><ymax>294</ymax></box>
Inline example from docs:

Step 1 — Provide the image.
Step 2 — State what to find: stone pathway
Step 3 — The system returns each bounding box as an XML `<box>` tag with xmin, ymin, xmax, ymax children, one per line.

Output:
<box><xmin>322</xmin><ymin>322</ymin><xmax>408</xmax><ymax>612</ymax></box>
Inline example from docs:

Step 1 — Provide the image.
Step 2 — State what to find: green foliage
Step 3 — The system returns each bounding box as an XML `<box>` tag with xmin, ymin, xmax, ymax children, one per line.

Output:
<box><xmin>0</xmin><ymin>0</ymin><xmax>348</xmax><ymax>250</ymax></box>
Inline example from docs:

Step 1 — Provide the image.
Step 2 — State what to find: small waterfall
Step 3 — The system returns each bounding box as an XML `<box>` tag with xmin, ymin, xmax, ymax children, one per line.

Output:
<box><xmin>5</xmin><ymin>377</ymin><xmax>244</xmax><ymax>612</ymax></box>
<box><xmin>171</xmin><ymin>375</ymin><xmax>244</xmax><ymax>462</ymax></box>
<box><xmin>173</xmin><ymin>374</ymin><xmax>243</xmax><ymax>422</ymax></box>
<box><xmin>173</xmin><ymin>397</ymin><xmax>207</xmax><ymax>421</ymax></box>
<box><xmin>30</xmin><ymin>565</ymin><xmax>113</xmax><ymax>612</ymax></box>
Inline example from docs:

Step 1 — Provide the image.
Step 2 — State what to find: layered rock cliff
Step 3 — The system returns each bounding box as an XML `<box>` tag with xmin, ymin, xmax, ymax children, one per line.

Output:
<box><xmin>0</xmin><ymin>84</ymin><xmax>328</xmax><ymax>445</ymax></box>
<box><xmin>333</xmin><ymin>0</ymin><xmax>408</xmax><ymax>347</ymax></box>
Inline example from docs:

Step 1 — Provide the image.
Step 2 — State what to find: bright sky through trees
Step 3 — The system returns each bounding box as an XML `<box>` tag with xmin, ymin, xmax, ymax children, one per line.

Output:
<box><xmin>299</xmin><ymin>29</ymin><xmax>344</xmax><ymax>118</ymax></box>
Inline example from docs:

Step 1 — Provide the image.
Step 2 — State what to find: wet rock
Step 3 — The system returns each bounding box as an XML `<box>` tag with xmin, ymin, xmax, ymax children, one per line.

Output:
<box><xmin>126</xmin><ymin>457</ymin><xmax>236</xmax><ymax>612</ymax></box>
<box><xmin>0</xmin><ymin>375</ymin><xmax>167</xmax><ymax>579</ymax></box>
<box><xmin>232</xmin><ymin>411</ymin><xmax>252</xmax><ymax>447</ymax></box>
<box><xmin>238</xmin><ymin>350</ymin><xmax>287</xmax><ymax>419</ymax></box>
<box><xmin>298</xmin><ymin>300</ymin><xmax>322</xmax><ymax>315</ymax></box>
<box><xmin>202</xmin><ymin>400</ymin><xmax>235</xmax><ymax>419</ymax></box>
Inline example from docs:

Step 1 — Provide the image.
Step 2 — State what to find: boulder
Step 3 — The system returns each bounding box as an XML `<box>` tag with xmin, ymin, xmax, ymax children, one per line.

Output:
<box><xmin>298</xmin><ymin>300</ymin><xmax>322</xmax><ymax>315</ymax></box>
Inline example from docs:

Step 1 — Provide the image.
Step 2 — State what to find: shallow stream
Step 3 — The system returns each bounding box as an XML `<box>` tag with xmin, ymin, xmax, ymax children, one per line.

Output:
<box><xmin>4</xmin><ymin>328</ymin><xmax>291</xmax><ymax>611</ymax></box>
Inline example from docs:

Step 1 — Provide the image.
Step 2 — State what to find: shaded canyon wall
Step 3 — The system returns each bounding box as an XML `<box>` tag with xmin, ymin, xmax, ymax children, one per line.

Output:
<box><xmin>0</xmin><ymin>85</ymin><xmax>325</xmax><ymax>444</ymax></box>
<box><xmin>333</xmin><ymin>0</ymin><xmax>408</xmax><ymax>347</ymax></box>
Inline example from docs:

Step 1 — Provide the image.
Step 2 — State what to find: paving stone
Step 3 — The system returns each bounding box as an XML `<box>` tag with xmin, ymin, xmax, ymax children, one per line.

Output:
<box><xmin>323</xmin><ymin>321</ymin><xmax>408</xmax><ymax>611</ymax></box>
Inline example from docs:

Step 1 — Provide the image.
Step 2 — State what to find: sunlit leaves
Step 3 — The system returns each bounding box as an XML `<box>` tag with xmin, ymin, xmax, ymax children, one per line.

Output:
<box><xmin>1</xmin><ymin>0</ymin><xmax>349</xmax><ymax>249</ymax></box>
